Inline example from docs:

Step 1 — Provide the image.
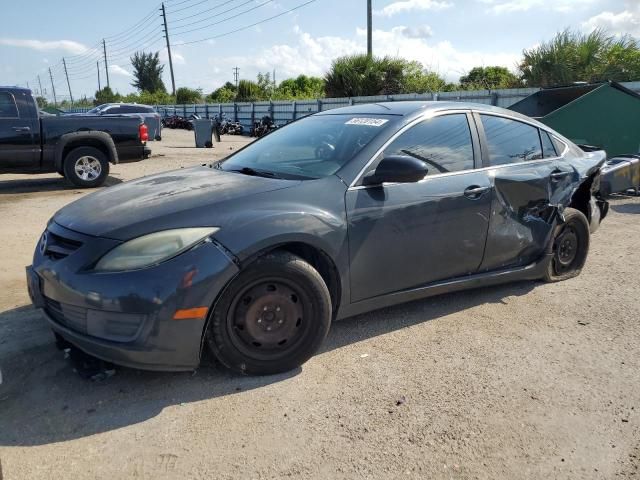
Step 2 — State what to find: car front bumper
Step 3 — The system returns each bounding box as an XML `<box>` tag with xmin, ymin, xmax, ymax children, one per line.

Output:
<box><xmin>27</xmin><ymin>222</ymin><xmax>239</xmax><ymax>371</ymax></box>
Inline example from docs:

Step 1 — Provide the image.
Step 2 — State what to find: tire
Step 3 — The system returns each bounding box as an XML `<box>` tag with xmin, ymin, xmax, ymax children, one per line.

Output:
<box><xmin>63</xmin><ymin>146</ymin><xmax>109</xmax><ymax>188</ymax></box>
<box><xmin>543</xmin><ymin>207</ymin><xmax>590</xmax><ymax>282</ymax></box>
<box><xmin>206</xmin><ymin>251</ymin><xmax>332</xmax><ymax>375</ymax></box>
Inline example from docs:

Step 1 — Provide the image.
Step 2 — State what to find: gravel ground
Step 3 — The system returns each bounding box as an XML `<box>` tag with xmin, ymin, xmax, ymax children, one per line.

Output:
<box><xmin>0</xmin><ymin>129</ymin><xmax>639</xmax><ymax>479</ymax></box>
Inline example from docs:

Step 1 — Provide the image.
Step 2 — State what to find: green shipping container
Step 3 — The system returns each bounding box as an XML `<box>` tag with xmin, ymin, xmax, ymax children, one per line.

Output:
<box><xmin>508</xmin><ymin>81</ymin><xmax>640</xmax><ymax>158</ymax></box>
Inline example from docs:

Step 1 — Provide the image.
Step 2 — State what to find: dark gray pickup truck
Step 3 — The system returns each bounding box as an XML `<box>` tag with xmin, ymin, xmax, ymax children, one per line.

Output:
<box><xmin>0</xmin><ymin>87</ymin><xmax>151</xmax><ymax>187</ymax></box>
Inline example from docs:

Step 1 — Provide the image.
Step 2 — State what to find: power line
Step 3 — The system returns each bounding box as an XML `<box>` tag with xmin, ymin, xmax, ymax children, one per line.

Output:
<box><xmin>172</xmin><ymin>0</ymin><xmax>274</xmax><ymax>34</ymax></box>
<box><xmin>176</xmin><ymin>0</ymin><xmax>318</xmax><ymax>46</ymax></box>
<box><xmin>166</xmin><ymin>0</ymin><xmax>208</xmax><ymax>15</ymax></box>
<box><xmin>171</xmin><ymin>0</ymin><xmax>236</xmax><ymax>24</ymax></box>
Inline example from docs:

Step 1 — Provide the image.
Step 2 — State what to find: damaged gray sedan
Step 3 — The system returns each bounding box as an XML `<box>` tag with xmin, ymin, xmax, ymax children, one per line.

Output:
<box><xmin>27</xmin><ymin>102</ymin><xmax>608</xmax><ymax>375</ymax></box>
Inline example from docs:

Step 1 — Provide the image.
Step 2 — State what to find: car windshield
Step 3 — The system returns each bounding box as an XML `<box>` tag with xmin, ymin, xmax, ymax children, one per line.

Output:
<box><xmin>219</xmin><ymin>114</ymin><xmax>394</xmax><ymax>180</ymax></box>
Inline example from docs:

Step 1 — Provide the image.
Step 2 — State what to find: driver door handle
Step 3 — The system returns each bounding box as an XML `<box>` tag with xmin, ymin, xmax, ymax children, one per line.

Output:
<box><xmin>464</xmin><ymin>185</ymin><xmax>490</xmax><ymax>199</ymax></box>
<box><xmin>550</xmin><ymin>170</ymin><xmax>570</xmax><ymax>180</ymax></box>
<box><xmin>12</xmin><ymin>126</ymin><xmax>30</xmax><ymax>132</ymax></box>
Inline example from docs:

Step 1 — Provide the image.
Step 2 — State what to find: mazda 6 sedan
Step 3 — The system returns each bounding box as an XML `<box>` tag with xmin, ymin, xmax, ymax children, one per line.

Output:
<box><xmin>27</xmin><ymin>102</ymin><xmax>609</xmax><ymax>375</ymax></box>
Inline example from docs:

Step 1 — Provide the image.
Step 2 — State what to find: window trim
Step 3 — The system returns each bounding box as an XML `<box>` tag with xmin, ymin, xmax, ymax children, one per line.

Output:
<box><xmin>476</xmin><ymin>112</ymin><xmax>545</xmax><ymax>167</ymax></box>
<box><xmin>350</xmin><ymin>109</ymin><xmax>478</xmax><ymax>188</ymax></box>
<box><xmin>349</xmin><ymin>108</ymin><xmax>571</xmax><ymax>190</ymax></box>
<box><xmin>0</xmin><ymin>92</ymin><xmax>20</xmax><ymax>119</ymax></box>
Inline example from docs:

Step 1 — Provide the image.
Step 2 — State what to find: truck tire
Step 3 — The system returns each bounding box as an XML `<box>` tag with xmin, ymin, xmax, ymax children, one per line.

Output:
<box><xmin>206</xmin><ymin>251</ymin><xmax>332</xmax><ymax>375</ymax></box>
<box><xmin>63</xmin><ymin>146</ymin><xmax>109</xmax><ymax>188</ymax></box>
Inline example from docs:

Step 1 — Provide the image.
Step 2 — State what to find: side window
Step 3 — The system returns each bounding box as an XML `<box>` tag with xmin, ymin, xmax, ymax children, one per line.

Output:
<box><xmin>540</xmin><ymin>130</ymin><xmax>557</xmax><ymax>158</ymax></box>
<box><xmin>381</xmin><ymin>114</ymin><xmax>474</xmax><ymax>176</ymax></box>
<box><xmin>550</xmin><ymin>135</ymin><xmax>567</xmax><ymax>156</ymax></box>
<box><xmin>0</xmin><ymin>92</ymin><xmax>19</xmax><ymax>118</ymax></box>
<box><xmin>104</xmin><ymin>106</ymin><xmax>120</xmax><ymax>114</ymax></box>
<box><xmin>481</xmin><ymin>115</ymin><xmax>542</xmax><ymax>166</ymax></box>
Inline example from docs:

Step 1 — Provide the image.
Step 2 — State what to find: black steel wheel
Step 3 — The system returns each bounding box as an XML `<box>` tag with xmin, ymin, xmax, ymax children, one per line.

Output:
<box><xmin>207</xmin><ymin>251</ymin><xmax>332</xmax><ymax>375</ymax></box>
<box><xmin>544</xmin><ymin>207</ymin><xmax>590</xmax><ymax>282</ymax></box>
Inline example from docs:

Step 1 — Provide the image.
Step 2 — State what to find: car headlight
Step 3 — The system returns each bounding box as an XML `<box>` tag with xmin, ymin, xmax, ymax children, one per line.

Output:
<box><xmin>94</xmin><ymin>227</ymin><xmax>219</xmax><ymax>272</ymax></box>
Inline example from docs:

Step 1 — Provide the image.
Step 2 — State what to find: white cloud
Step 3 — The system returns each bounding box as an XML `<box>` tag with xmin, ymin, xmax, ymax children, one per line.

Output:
<box><xmin>109</xmin><ymin>65</ymin><xmax>132</xmax><ymax>77</ymax></box>
<box><xmin>374</xmin><ymin>0</ymin><xmax>453</xmax><ymax>17</ymax></box>
<box><xmin>159</xmin><ymin>49</ymin><xmax>186</xmax><ymax>65</ymax></box>
<box><xmin>582</xmin><ymin>4</ymin><xmax>640</xmax><ymax>37</ymax></box>
<box><xmin>400</xmin><ymin>25</ymin><xmax>434</xmax><ymax>39</ymax></box>
<box><xmin>0</xmin><ymin>38</ymin><xmax>88</xmax><ymax>54</ymax></box>
<box><xmin>481</xmin><ymin>0</ymin><xmax>596</xmax><ymax>14</ymax></box>
<box><xmin>203</xmin><ymin>25</ymin><xmax>519</xmax><ymax>90</ymax></box>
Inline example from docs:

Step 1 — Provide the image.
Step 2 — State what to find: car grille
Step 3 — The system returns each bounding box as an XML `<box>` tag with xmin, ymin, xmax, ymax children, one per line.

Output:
<box><xmin>43</xmin><ymin>231</ymin><xmax>83</xmax><ymax>260</ymax></box>
<box><xmin>44</xmin><ymin>296</ymin><xmax>88</xmax><ymax>333</ymax></box>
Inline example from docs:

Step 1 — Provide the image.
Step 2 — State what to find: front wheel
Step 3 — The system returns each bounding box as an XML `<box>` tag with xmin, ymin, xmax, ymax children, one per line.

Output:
<box><xmin>543</xmin><ymin>207</ymin><xmax>590</xmax><ymax>282</ymax></box>
<box><xmin>63</xmin><ymin>146</ymin><xmax>109</xmax><ymax>188</ymax></box>
<box><xmin>207</xmin><ymin>251</ymin><xmax>332</xmax><ymax>375</ymax></box>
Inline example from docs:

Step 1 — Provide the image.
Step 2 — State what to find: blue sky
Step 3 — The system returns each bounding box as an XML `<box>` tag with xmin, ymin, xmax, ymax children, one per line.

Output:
<box><xmin>0</xmin><ymin>0</ymin><xmax>637</xmax><ymax>101</ymax></box>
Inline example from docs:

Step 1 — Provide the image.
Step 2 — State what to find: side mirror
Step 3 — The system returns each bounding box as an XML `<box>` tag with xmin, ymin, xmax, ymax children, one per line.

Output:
<box><xmin>363</xmin><ymin>155</ymin><xmax>428</xmax><ymax>185</ymax></box>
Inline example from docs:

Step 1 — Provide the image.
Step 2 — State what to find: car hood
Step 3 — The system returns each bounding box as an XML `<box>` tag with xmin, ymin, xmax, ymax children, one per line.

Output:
<box><xmin>54</xmin><ymin>166</ymin><xmax>299</xmax><ymax>240</ymax></box>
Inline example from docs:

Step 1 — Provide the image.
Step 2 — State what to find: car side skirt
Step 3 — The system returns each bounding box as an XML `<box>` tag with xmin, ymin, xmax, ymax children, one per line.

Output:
<box><xmin>336</xmin><ymin>254</ymin><xmax>552</xmax><ymax>320</ymax></box>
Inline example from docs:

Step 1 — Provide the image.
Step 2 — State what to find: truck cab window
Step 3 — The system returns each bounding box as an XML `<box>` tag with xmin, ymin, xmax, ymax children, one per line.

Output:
<box><xmin>0</xmin><ymin>93</ymin><xmax>19</xmax><ymax>118</ymax></box>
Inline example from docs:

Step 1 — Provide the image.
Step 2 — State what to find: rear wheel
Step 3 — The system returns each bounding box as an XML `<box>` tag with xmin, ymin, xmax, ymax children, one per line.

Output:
<box><xmin>543</xmin><ymin>207</ymin><xmax>590</xmax><ymax>282</ymax></box>
<box><xmin>207</xmin><ymin>251</ymin><xmax>332</xmax><ymax>375</ymax></box>
<box><xmin>63</xmin><ymin>146</ymin><xmax>109</xmax><ymax>188</ymax></box>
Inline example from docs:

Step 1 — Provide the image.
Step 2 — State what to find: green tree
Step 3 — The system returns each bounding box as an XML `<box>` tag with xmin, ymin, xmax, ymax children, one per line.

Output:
<box><xmin>208</xmin><ymin>82</ymin><xmax>237</xmax><ymax>103</ymax></box>
<box><xmin>324</xmin><ymin>55</ymin><xmax>451</xmax><ymax>97</ymax></box>
<box><xmin>274</xmin><ymin>75</ymin><xmax>325</xmax><ymax>99</ymax></box>
<box><xmin>130</xmin><ymin>51</ymin><xmax>166</xmax><ymax>93</ymax></box>
<box><xmin>121</xmin><ymin>90</ymin><xmax>175</xmax><ymax>105</ymax></box>
<box><xmin>94</xmin><ymin>86</ymin><xmax>121</xmax><ymax>105</ymax></box>
<box><xmin>236</xmin><ymin>79</ymin><xmax>266</xmax><ymax>102</ymax></box>
<box><xmin>460</xmin><ymin>66</ymin><xmax>522</xmax><ymax>90</ymax></box>
<box><xmin>519</xmin><ymin>28</ymin><xmax>640</xmax><ymax>87</ymax></box>
<box><xmin>35</xmin><ymin>96</ymin><xmax>49</xmax><ymax>108</ymax></box>
<box><xmin>176</xmin><ymin>87</ymin><xmax>202</xmax><ymax>104</ymax></box>
<box><xmin>403</xmin><ymin>61</ymin><xmax>453</xmax><ymax>93</ymax></box>
<box><xmin>257</xmin><ymin>72</ymin><xmax>275</xmax><ymax>97</ymax></box>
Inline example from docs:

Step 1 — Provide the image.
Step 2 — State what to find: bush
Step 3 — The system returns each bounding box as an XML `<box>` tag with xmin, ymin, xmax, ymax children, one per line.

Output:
<box><xmin>176</xmin><ymin>87</ymin><xmax>202</xmax><ymax>104</ymax></box>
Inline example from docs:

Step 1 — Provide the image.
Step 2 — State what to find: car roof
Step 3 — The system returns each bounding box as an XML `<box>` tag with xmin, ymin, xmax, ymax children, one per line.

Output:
<box><xmin>315</xmin><ymin>100</ymin><xmax>549</xmax><ymax>128</ymax></box>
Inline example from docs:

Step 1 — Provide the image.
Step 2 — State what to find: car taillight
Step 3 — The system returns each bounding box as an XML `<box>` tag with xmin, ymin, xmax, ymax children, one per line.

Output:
<box><xmin>139</xmin><ymin>123</ymin><xmax>148</xmax><ymax>142</ymax></box>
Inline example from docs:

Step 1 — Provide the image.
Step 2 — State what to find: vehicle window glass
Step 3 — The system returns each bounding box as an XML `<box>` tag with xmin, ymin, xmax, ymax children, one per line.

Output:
<box><xmin>121</xmin><ymin>105</ymin><xmax>141</xmax><ymax>114</ymax></box>
<box><xmin>220</xmin><ymin>114</ymin><xmax>393</xmax><ymax>180</ymax></box>
<box><xmin>540</xmin><ymin>130</ymin><xmax>557</xmax><ymax>158</ymax></box>
<box><xmin>481</xmin><ymin>115</ymin><xmax>542</xmax><ymax>165</ymax></box>
<box><xmin>381</xmin><ymin>114</ymin><xmax>474</xmax><ymax>175</ymax></box>
<box><xmin>550</xmin><ymin>135</ymin><xmax>567</xmax><ymax>156</ymax></box>
<box><xmin>0</xmin><ymin>92</ymin><xmax>19</xmax><ymax>118</ymax></box>
<box><xmin>105</xmin><ymin>106</ymin><xmax>120</xmax><ymax>114</ymax></box>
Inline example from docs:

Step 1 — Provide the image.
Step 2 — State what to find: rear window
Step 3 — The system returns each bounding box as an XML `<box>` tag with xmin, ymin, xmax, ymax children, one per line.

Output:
<box><xmin>0</xmin><ymin>92</ymin><xmax>19</xmax><ymax>118</ymax></box>
<box><xmin>481</xmin><ymin>114</ymin><xmax>542</xmax><ymax>165</ymax></box>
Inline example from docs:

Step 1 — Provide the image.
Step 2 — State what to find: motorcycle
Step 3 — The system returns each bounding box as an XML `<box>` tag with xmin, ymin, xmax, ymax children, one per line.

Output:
<box><xmin>251</xmin><ymin>115</ymin><xmax>278</xmax><ymax>138</ymax></box>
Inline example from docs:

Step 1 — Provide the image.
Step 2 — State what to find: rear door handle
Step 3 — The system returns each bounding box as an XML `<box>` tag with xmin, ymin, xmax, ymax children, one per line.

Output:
<box><xmin>464</xmin><ymin>185</ymin><xmax>490</xmax><ymax>199</ymax></box>
<box><xmin>12</xmin><ymin>126</ymin><xmax>30</xmax><ymax>132</ymax></box>
<box><xmin>550</xmin><ymin>170</ymin><xmax>570</xmax><ymax>180</ymax></box>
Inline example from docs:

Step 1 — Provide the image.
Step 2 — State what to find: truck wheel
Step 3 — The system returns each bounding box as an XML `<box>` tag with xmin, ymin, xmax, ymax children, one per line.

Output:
<box><xmin>63</xmin><ymin>147</ymin><xmax>109</xmax><ymax>188</ymax></box>
<box><xmin>206</xmin><ymin>251</ymin><xmax>332</xmax><ymax>376</ymax></box>
<box><xmin>543</xmin><ymin>208</ymin><xmax>590</xmax><ymax>282</ymax></box>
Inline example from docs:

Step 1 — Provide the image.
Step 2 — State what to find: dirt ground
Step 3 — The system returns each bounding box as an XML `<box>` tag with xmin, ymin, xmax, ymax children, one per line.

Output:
<box><xmin>0</xmin><ymin>128</ymin><xmax>639</xmax><ymax>479</ymax></box>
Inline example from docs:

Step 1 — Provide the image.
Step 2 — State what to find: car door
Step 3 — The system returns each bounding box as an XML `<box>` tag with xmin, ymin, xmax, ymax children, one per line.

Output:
<box><xmin>0</xmin><ymin>91</ymin><xmax>38</xmax><ymax>169</ymax></box>
<box><xmin>475</xmin><ymin>113</ymin><xmax>558</xmax><ymax>272</ymax></box>
<box><xmin>346</xmin><ymin>112</ymin><xmax>493</xmax><ymax>303</ymax></box>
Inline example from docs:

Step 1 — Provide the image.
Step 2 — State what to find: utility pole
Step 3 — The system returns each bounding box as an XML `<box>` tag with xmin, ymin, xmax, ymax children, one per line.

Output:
<box><xmin>97</xmin><ymin>61</ymin><xmax>101</xmax><ymax>91</ymax></box>
<box><xmin>367</xmin><ymin>0</ymin><xmax>372</xmax><ymax>56</ymax></box>
<box><xmin>161</xmin><ymin>3</ymin><xmax>176</xmax><ymax>96</ymax></box>
<box><xmin>102</xmin><ymin>39</ymin><xmax>110</xmax><ymax>88</ymax></box>
<box><xmin>37</xmin><ymin>75</ymin><xmax>43</xmax><ymax>97</ymax></box>
<box><xmin>233</xmin><ymin>67</ymin><xmax>239</xmax><ymax>88</ymax></box>
<box><xmin>62</xmin><ymin>58</ymin><xmax>74</xmax><ymax>105</ymax></box>
<box><xmin>48</xmin><ymin>67</ymin><xmax>57</xmax><ymax>107</ymax></box>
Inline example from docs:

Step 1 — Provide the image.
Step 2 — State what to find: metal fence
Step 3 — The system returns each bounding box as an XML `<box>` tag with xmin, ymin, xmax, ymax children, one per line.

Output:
<box><xmin>66</xmin><ymin>81</ymin><xmax>640</xmax><ymax>128</ymax></box>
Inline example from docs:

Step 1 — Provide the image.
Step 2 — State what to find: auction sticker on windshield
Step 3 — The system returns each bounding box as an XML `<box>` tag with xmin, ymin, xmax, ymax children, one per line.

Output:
<box><xmin>345</xmin><ymin>118</ymin><xmax>389</xmax><ymax>127</ymax></box>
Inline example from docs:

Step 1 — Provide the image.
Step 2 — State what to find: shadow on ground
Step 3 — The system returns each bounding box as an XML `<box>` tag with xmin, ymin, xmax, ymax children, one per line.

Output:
<box><xmin>611</xmin><ymin>201</ymin><xmax>640</xmax><ymax>215</ymax></box>
<box><xmin>0</xmin><ymin>176</ymin><xmax>122</xmax><ymax>194</ymax></box>
<box><xmin>0</xmin><ymin>280</ymin><xmax>536</xmax><ymax>447</ymax></box>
